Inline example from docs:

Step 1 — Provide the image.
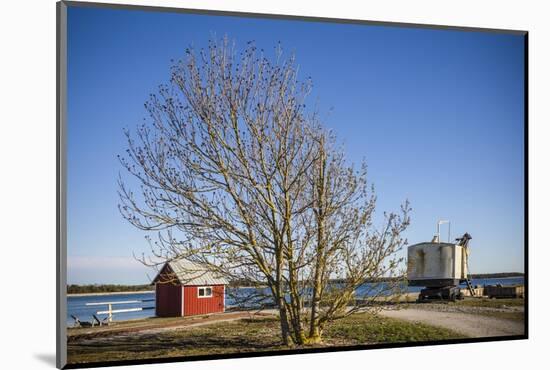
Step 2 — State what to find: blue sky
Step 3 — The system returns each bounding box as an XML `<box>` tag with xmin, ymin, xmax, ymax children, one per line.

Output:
<box><xmin>67</xmin><ymin>5</ymin><xmax>525</xmax><ymax>284</ymax></box>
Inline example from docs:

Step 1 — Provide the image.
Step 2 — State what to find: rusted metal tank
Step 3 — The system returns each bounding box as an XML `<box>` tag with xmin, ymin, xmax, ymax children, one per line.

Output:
<box><xmin>407</xmin><ymin>241</ymin><xmax>469</xmax><ymax>288</ymax></box>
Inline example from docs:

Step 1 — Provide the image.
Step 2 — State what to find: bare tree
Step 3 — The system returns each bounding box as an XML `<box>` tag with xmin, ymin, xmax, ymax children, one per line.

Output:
<box><xmin>118</xmin><ymin>37</ymin><xmax>410</xmax><ymax>346</ymax></box>
<box><xmin>302</xmin><ymin>133</ymin><xmax>410</xmax><ymax>343</ymax></box>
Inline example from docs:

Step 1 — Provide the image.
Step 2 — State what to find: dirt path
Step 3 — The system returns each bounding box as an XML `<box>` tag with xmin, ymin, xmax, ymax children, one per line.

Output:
<box><xmin>380</xmin><ymin>308</ymin><xmax>524</xmax><ymax>337</ymax></box>
<box><xmin>140</xmin><ymin>314</ymin><xmax>268</xmax><ymax>334</ymax></box>
<box><xmin>68</xmin><ymin>311</ymin><xmax>274</xmax><ymax>341</ymax></box>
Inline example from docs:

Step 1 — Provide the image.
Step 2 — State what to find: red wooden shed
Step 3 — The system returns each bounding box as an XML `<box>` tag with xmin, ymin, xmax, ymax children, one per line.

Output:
<box><xmin>152</xmin><ymin>259</ymin><xmax>229</xmax><ymax>317</ymax></box>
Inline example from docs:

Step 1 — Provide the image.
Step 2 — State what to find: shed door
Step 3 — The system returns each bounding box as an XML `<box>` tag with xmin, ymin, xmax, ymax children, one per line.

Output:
<box><xmin>156</xmin><ymin>283</ymin><xmax>183</xmax><ymax>317</ymax></box>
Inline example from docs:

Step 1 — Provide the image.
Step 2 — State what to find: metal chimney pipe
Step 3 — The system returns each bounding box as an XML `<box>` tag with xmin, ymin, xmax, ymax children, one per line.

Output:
<box><xmin>437</xmin><ymin>220</ymin><xmax>451</xmax><ymax>243</ymax></box>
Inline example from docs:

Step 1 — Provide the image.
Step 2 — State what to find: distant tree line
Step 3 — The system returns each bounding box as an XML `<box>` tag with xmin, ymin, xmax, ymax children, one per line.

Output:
<box><xmin>67</xmin><ymin>272</ymin><xmax>523</xmax><ymax>294</ymax></box>
<box><xmin>325</xmin><ymin>272</ymin><xmax>524</xmax><ymax>285</ymax></box>
<box><xmin>66</xmin><ymin>284</ymin><xmax>152</xmax><ymax>294</ymax></box>
<box><xmin>468</xmin><ymin>272</ymin><xmax>524</xmax><ymax>279</ymax></box>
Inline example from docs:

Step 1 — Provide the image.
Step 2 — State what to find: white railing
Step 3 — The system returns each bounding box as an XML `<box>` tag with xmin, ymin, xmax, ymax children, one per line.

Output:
<box><xmin>86</xmin><ymin>299</ymin><xmax>154</xmax><ymax>323</ymax></box>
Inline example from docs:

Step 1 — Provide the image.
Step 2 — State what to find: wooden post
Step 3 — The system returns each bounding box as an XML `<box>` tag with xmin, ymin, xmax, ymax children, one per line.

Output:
<box><xmin>108</xmin><ymin>303</ymin><xmax>112</xmax><ymax>323</ymax></box>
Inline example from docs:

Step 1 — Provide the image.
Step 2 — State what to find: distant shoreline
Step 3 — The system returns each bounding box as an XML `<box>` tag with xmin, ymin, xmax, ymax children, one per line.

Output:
<box><xmin>68</xmin><ymin>290</ymin><xmax>154</xmax><ymax>297</ymax></box>
<box><xmin>67</xmin><ymin>273</ymin><xmax>523</xmax><ymax>297</ymax></box>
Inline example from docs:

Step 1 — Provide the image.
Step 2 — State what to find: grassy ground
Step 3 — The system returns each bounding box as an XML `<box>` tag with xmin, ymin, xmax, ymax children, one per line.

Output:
<box><xmin>453</xmin><ymin>298</ymin><xmax>525</xmax><ymax>322</ymax></box>
<box><xmin>68</xmin><ymin>317</ymin><xmax>184</xmax><ymax>336</ymax></box>
<box><xmin>403</xmin><ymin>298</ymin><xmax>525</xmax><ymax>311</ymax></box>
<box><xmin>325</xmin><ymin>313</ymin><xmax>465</xmax><ymax>344</ymax></box>
<box><xmin>67</xmin><ymin>313</ymin><xmax>465</xmax><ymax>365</ymax></box>
<box><xmin>410</xmin><ymin>297</ymin><xmax>525</xmax><ymax>312</ymax></box>
<box><xmin>405</xmin><ymin>298</ymin><xmax>525</xmax><ymax>323</ymax></box>
<box><xmin>449</xmin><ymin>298</ymin><xmax>525</xmax><ymax>308</ymax></box>
<box><xmin>472</xmin><ymin>311</ymin><xmax>525</xmax><ymax>322</ymax></box>
<box><xmin>67</xmin><ymin>313</ymin><xmax>248</xmax><ymax>338</ymax></box>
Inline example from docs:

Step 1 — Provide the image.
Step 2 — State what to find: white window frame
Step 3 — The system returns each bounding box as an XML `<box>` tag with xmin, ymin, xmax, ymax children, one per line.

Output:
<box><xmin>197</xmin><ymin>286</ymin><xmax>213</xmax><ymax>298</ymax></box>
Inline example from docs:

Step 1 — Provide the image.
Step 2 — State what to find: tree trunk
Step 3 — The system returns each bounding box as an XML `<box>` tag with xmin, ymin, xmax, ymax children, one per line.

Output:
<box><xmin>275</xmin><ymin>228</ymin><xmax>294</xmax><ymax>346</ymax></box>
<box><xmin>288</xmin><ymin>263</ymin><xmax>307</xmax><ymax>345</ymax></box>
<box><xmin>309</xmin><ymin>260</ymin><xmax>323</xmax><ymax>343</ymax></box>
<box><xmin>278</xmin><ymin>302</ymin><xmax>294</xmax><ymax>346</ymax></box>
<box><xmin>309</xmin><ymin>140</ymin><xmax>326</xmax><ymax>343</ymax></box>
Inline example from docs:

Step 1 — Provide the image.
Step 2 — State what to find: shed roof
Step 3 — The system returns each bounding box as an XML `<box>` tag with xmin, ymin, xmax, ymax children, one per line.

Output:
<box><xmin>153</xmin><ymin>259</ymin><xmax>229</xmax><ymax>286</ymax></box>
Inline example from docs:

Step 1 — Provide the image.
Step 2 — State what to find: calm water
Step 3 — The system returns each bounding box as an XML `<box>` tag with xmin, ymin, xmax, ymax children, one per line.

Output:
<box><xmin>66</xmin><ymin>276</ymin><xmax>524</xmax><ymax>326</ymax></box>
<box><xmin>67</xmin><ymin>292</ymin><xmax>156</xmax><ymax>326</ymax></box>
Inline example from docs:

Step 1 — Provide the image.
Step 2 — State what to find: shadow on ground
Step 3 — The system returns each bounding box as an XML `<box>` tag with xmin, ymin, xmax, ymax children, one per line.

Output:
<box><xmin>70</xmin><ymin>331</ymin><xmax>279</xmax><ymax>354</ymax></box>
<box><xmin>34</xmin><ymin>353</ymin><xmax>56</xmax><ymax>367</ymax></box>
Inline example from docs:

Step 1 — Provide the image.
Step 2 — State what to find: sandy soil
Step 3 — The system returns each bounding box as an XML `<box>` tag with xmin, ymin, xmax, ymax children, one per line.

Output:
<box><xmin>380</xmin><ymin>308</ymin><xmax>524</xmax><ymax>337</ymax></box>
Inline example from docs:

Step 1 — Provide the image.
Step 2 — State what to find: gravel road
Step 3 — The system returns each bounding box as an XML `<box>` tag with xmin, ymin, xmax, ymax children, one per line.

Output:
<box><xmin>380</xmin><ymin>308</ymin><xmax>524</xmax><ymax>337</ymax></box>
